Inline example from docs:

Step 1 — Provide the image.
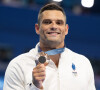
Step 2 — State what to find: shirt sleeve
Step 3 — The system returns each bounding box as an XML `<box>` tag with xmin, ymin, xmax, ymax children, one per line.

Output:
<box><xmin>3</xmin><ymin>60</ymin><xmax>42</xmax><ymax>90</ymax></box>
<box><xmin>86</xmin><ymin>58</ymin><xmax>96</xmax><ymax>90</ymax></box>
<box><xmin>25</xmin><ymin>82</ymin><xmax>43</xmax><ymax>90</ymax></box>
<box><xmin>3</xmin><ymin>60</ymin><xmax>25</xmax><ymax>90</ymax></box>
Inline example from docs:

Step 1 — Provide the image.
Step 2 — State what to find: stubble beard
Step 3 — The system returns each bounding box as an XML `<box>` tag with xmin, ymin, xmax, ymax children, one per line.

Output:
<box><xmin>39</xmin><ymin>29</ymin><xmax>65</xmax><ymax>48</ymax></box>
<box><xmin>40</xmin><ymin>36</ymin><xmax>63</xmax><ymax>49</ymax></box>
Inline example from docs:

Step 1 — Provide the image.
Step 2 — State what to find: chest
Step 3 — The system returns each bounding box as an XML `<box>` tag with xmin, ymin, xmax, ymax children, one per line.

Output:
<box><xmin>43</xmin><ymin>59</ymin><xmax>89</xmax><ymax>90</ymax></box>
<box><xmin>49</xmin><ymin>54</ymin><xmax>60</xmax><ymax>67</ymax></box>
<box><xmin>24</xmin><ymin>58</ymin><xmax>89</xmax><ymax>90</ymax></box>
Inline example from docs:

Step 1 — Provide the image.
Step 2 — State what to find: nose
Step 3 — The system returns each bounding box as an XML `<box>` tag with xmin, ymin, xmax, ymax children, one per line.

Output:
<box><xmin>50</xmin><ymin>21</ymin><xmax>57</xmax><ymax>31</ymax></box>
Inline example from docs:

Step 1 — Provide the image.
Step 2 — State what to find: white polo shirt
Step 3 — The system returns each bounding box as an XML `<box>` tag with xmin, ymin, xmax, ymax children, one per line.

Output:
<box><xmin>3</xmin><ymin>43</ymin><xmax>96</xmax><ymax>90</ymax></box>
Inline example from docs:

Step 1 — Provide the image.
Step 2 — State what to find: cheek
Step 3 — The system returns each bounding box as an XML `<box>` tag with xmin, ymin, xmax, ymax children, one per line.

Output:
<box><xmin>63</xmin><ymin>27</ymin><xmax>68</xmax><ymax>35</ymax></box>
<box><xmin>60</xmin><ymin>29</ymin><xmax>66</xmax><ymax>39</ymax></box>
<box><xmin>40</xmin><ymin>26</ymin><xmax>49</xmax><ymax>35</ymax></box>
<box><xmin>40</xmin><ymin>30</ymin><xmax>44</xmax><ymax>36</ymax></box>
<box><xmin>41</xmin><ymin>25</ymin><xmax>48</xmax><ymax>30</ymax></box>
<box><xmin>61</xmin><ymin>28</ymin><xmax>66</xmax><ymax>35</ymax></box>
<box><xmin>39</xmin><ymin>28</ymin><xmax>47</xmax><ymax>37</ymax></box>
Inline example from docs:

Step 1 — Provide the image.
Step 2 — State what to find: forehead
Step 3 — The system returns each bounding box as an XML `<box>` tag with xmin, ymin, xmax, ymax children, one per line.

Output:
<box><xmin>41</xmin><ymin>10</ymin><xmax>65</xmax><ymax>21</ymax></box>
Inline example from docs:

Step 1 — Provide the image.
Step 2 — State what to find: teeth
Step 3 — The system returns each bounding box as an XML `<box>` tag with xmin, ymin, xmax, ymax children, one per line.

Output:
<box><xmin>47</xmin><ymin>32</ymin><xmax>60</xmax><ymax>34</ymax></box>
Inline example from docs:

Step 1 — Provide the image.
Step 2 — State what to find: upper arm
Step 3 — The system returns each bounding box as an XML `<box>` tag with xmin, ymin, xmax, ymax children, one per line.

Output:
<box><xmin>3</xmin><ymin>61</ymin><xmax>25</xmax><ymax>90</ymax></box>
<box><xmin>85</xmin><ymin>58</ymin><xmax>96</xmax><ymax>90</ymax></box>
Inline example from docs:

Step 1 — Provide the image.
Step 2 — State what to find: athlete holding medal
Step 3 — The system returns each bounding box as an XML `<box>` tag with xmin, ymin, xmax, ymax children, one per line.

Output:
<box><xmin>3</xmin><ymin>3</ymin><xmax>96</xmax><ymax>90</ymax></box>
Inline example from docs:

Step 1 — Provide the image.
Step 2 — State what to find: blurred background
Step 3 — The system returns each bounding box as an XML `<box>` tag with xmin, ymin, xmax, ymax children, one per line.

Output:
<box><xmin>0</xmin><ymin>0</ymin><xmax>100</xmax><ymax>89</ymax></box>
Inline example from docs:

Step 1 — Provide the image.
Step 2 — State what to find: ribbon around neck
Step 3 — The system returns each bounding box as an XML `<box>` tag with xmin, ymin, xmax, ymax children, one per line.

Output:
<box><xmin>38</xmin><ymin>46</ymin><xmax>65</xmax><ymax>55</ymax></box>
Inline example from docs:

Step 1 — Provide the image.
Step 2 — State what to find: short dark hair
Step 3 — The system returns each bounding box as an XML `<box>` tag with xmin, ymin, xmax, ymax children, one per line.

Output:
<box><xmin>38</xmin><ymin>3</ymin><xmax>66</xmax><ymax>26</ymax></box>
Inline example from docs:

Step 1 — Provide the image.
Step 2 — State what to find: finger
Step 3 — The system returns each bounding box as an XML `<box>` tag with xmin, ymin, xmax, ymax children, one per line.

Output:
<box><xmin>34</xmin><ymin>72</ymin><xmax>45</xmax><ymax>77</ymax></box>
<box><xmin>36</xmin><ymin>64</ymin><xmax>45</xmax><ymax>69</ymax></box>
<box><xmin>35</xmin><ymin>76</ymin><xmax>46</xmax><ymax>81</ymax></box>
<box><xmin>33</xmin><ymin>64</ymin><xmax>45</xmax><ymax>72</ymax></box>
<box><xmin>34</xmin><ymin>68</ymin><xmax>45</xmax><ymax>73</ymax></box>
<box><xmin>33</xmin><ymin>66</ymin><xmax>45</xmax><ymax>73</ymax></box>
<box><xmin>44</xmin><ymin>62</ymin><xmax>48</xmax><ymax>66</ymax></box>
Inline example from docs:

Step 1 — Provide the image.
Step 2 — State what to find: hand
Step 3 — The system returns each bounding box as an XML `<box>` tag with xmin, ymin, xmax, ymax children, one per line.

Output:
<box><xmin>32</xmin><ymin>63</ymin><xmax>48</xmax><ymax>89</ymax></box>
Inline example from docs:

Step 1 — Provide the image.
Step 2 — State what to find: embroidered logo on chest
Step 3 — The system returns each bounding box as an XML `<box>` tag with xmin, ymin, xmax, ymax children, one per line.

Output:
<box><xmin>72</xmin><ymin>63</ymin><xmax>77</xmax><ymax>76</ymax></box>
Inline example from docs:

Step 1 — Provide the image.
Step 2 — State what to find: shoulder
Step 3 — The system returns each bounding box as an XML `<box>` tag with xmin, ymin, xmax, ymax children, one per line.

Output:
<box><xmin>7</xmin><ymin>48</ymin><xmax>37</xmax><ymax>71</ymax></box>
<box><xmin>64</xmin><ymin>48</ymin><xmax>94</xmax><ymax>75</ymax></box>
<box><xmin>4</xmin><ymin>48</ymin><xmax>38</xmax><ymax>82</ymax></box>
<box><xmin>64</xmin><ymin>48</ymin><xmax>92</xmax><ymax>67</ymax></box>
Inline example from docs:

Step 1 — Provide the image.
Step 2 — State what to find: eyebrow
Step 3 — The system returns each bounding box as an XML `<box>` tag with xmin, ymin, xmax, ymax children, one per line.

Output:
<box><xmin>42</xmin><ymin>19</ymin><xmax>64</xmax><ymax>22</ymax></box>
<box><xmin>42</xmin><ymin>19</ymin><xmax>51</xmax><ymax>21</ymax></box>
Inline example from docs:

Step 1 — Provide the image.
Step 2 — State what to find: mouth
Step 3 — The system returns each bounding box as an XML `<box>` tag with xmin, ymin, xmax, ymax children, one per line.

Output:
<box><xmin>46</xmin><ymin>32</ymin><xmax>60</xmax><ymax>36</ymax></box>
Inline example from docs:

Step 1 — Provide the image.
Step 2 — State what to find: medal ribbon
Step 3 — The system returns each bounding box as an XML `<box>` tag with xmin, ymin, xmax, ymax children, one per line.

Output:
<box><xmin>38</xmin><ymin>46</ymin><xmax>65</xmax><ymax>55</ymax></box>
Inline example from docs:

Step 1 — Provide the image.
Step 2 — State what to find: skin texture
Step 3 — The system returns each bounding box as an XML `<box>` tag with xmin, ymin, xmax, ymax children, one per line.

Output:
<box><xmin>33</xmin><ymin>10</ymin><xmax>69</xmax><ymax>89</ymax></box>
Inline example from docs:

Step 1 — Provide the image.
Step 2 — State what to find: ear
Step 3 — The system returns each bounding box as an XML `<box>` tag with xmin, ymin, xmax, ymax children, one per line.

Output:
<box><xmin>65</xmin><ymin>24</ymin><xmax>69</xmax><ymax>35</ymax></box>
<box><xmin>35</xmin><ymin>24</ymin><xmax>40</xmax><ymax>35</ymax></box>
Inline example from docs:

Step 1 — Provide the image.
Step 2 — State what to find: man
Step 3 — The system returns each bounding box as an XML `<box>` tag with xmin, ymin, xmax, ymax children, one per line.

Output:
<box><xmin>3</xmin><ymin>3</ymin><xmax>96</xmax><ymax>90</ymax></box>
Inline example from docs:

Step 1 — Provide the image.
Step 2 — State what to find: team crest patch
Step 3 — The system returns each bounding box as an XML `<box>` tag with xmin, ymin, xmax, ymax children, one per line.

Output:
<box><xmin>72</xmin><ymin>63</ymin><xmax>77</xmax><ymax>76</ymax></box>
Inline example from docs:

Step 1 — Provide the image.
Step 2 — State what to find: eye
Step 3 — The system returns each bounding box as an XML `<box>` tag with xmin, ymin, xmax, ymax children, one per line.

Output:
<box><xmin>56</xmin><ymin>20</ymin><xmax>64</xmax><ymax>25</ymax></box>
<box><xmin>42</xmin><ymin>19</ymin><xmax>52</xmax><ymax>25</ymax></box>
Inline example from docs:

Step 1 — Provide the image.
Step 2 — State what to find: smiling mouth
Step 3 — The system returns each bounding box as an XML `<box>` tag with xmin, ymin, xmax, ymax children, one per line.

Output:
<box><xmin>47</xmin><ymin>32</ymin><xmax>60</xmax><ymax>34</ymax></box>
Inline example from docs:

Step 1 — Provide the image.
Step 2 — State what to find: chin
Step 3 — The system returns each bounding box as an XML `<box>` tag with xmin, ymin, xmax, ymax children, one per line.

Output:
<box><xmin>47</xmin><ymin>39</ymin><xmax>59</xmax><ymax>42</ymax></box>
<box><xmin>46</xmin><ymin>39</ymin><xmax>61</xmax><ymax>44</ymax></box>
<box><xmin>47</xmin><ymin>37</ymin><xmax>59</xmax><ymax>41</ymax></box>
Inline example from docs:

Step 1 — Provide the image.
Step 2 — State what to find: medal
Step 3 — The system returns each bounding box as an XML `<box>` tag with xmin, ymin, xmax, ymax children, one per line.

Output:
<box><xmin>35</xmin><ymin>46</ymin><xmax>65</xmax><ymax>65</ymax></box>
<box><xmin>38</xmin><ymin>56</ymin><xmax>46</xmax><ymax>63</ymax></box>
<box><xmin>35</xmin><ymin>52</ymin><xmax>50</xmax><ymax>65</ymax></box>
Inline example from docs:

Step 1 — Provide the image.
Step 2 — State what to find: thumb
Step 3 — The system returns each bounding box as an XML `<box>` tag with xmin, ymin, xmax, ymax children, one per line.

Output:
<box><xmin>44</xmin><ymin>62</ymin><xmax>48</xmax><ymax>66</ymax></box>
<box><xmin>39</xmin><ymin>81</ymin><xmax>43</xmax><ymax>89</ymax></box>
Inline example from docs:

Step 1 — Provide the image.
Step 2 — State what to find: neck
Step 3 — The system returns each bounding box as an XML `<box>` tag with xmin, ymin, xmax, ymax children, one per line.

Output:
<box><xmin>39</xmin><ymin>41</ymin><xmax>65</xmax><ymax>52</ymax></box>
